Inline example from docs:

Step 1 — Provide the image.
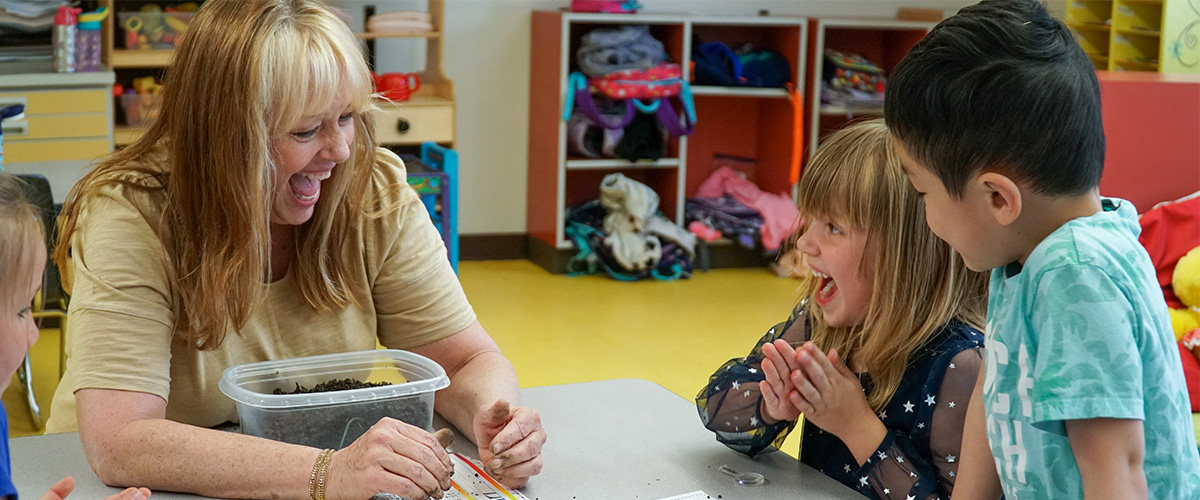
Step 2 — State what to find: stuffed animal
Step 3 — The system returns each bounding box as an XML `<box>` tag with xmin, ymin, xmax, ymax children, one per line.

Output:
<box><xmin>1171</xmin><ymin>246</ymin><xmax>1200</xmax><ymax>340</ymax></box>
<box><xmin>1172</xmin><ymin>247</ymin><xmax>1200</xmax><ymax>412</ymax></box>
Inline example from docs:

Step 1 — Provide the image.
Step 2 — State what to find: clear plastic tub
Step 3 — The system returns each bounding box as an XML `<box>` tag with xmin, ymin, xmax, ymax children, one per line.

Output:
<box><xmin>119</xmin><ymin>93</ymin><xmax>161</xmax><ymax>127</ymax></box>
<box><xmin>219</xmin><ymin>349</ymin><xmax>449</xmax><ymax>449</ymax></box>
<box><xmin>118</xmin><ymin>10</ymin><xmax>195</xmax><ymax>50</ymax></box>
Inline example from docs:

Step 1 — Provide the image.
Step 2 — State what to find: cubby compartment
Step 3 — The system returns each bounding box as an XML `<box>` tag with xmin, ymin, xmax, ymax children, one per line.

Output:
<box><xmin>565</xmin><ymin>168</ymin><xmax>680</xmax><ymax>221</ymax></box>
<box><xmin>689</xmin><ymin>22</ymin><xmax>804</xmax><ymax>95</ymax></box>
<box><xmin>805</xmin><ymin>18</ymin><xmax>932</xmax><ymax>160</ymax></box>
<box><xmin>567</xmin><ymin>21</ymin><xmax>686</xmax><ymax>73</ymax></box>
<box><xmin>685</xmin><ymin>94</ymin><xmax>798</xmax><ymax>199</ymax></box>
<box><xmin>1066</xmin><ymin>0</ymin><xmax>1114</xmax><ymax>25</ymax></box>
<box><xmin>1065</xmin><ymin>0</ymin><xmax>1181</xmax><ymax>73</ymax></box>
<box><xmin>1112</xmin><ymin>1</ymin><xmax>1162</xmax><ymax>34</ymax></box>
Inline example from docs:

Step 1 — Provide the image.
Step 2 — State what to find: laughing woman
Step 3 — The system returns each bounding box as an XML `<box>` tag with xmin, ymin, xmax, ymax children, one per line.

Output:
<box><xmin>45</xmin><ymin>1</ymin><xmax>544</xmax><ymax>499</ymax></box>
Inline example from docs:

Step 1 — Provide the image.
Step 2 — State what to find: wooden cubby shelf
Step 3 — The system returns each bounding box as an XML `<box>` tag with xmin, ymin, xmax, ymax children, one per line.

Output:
<box><xmin>101</xmin><ymin>1</ymin><xmax>456</xmax><ymax>148</ymax></box>
<box><xmin>527</xmin><ymin>11</ymin><xmax>809</xmax><ymax>272</ymax></box>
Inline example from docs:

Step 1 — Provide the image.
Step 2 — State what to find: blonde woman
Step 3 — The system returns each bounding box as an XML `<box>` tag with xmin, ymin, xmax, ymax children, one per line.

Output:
<box><xmin>46</xmin><ymin>1</ymin><xmax>544</xmax><ymax>499</ymax></box>
<box><xmin>697</xmin><ymin>119</ymin><xmax>987</xmax><ymax>500</ymax></box>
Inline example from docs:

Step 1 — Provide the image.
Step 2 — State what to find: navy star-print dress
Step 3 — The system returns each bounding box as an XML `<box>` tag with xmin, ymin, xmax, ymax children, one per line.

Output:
<box><xmin>697</xmin><ymin>306</ymin><xmax>984</xmax><ymax>500</ymax></box>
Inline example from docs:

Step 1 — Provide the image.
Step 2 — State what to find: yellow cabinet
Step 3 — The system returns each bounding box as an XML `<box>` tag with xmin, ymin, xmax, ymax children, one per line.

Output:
<box><xmin>1067</xmin><ymin>0</ymin><xmax>1200</xmax><ymax>73</ymax></box>
<box><xmin>0</xmin><ymin>76</ymin><xmax>115</xmax><ymax>202</ymax></box>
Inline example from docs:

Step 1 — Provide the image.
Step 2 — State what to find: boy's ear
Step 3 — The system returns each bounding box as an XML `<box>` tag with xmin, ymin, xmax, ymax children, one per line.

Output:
<box><xmin>977</xmin><ymin>172</ymin><xmax>1022</xmax><ymax>226</ymax></box>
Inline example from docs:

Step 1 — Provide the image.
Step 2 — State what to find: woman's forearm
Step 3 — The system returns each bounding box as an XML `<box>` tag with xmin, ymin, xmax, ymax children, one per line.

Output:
<box><xmin>83</xmin><ymin>415</ymin><xmax>319</xmax><ymax>499</ymax></box>
<box><xmin>433</xmin><ymin>350</ymin><xmax>520</xmax><ymax>441</ymax></box>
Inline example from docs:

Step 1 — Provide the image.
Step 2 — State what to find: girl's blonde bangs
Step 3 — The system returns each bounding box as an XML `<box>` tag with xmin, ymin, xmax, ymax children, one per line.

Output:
<box><xmin>796</xmin><ymin>120</ymin><xmax>892</xmax><ymax>231</ymax></box>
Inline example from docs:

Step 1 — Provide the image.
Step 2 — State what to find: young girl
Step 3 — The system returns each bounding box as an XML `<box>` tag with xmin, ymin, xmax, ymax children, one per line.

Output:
<box><xmin>697</xmin><ymin>119</ymin><xmax>988</xmax><ymax>500</ymax></box>
<box><xmin>0</xmin><ymin>174</ymin><xmax>150</xmax><ymax>500</ymax></box>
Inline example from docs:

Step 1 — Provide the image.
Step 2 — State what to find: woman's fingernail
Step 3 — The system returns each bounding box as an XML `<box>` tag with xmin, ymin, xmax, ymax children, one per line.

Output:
<box><xmin>491</xmin><ymin>443</ymin><xmax>503</xmax><ymax>454</ymax></box>
<box><xmin>489</xmin><ymin>459</ymin><xmax>504</xmax><ymax>470</ymax></box>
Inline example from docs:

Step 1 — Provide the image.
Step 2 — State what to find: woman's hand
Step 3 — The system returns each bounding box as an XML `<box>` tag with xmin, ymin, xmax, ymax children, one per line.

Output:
<box><xmin>787</xmin><ymin>343</ymin><xmax>876</xmax><ymax>439</ymax></box>
<box><xmin>38</xmin><ymin>477</ymin><xmax>151</xmax><ymax>500</ymax></box>
<box><xmin>472</xmin><ymin>399</ymin><xmax>546</xmax><ymax>488</ymax></box>
<box><xmin>759</xmin><ymin>340</ymin><xmax>803</xmax><ymax>423</ymax></box>
<box><xmin>326</xmin><ymin>417</ymin><xmax>453</xmax><ymax>500</ymax></box>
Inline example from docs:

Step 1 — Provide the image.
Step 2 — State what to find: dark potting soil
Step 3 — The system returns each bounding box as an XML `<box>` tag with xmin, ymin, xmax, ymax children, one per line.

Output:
<box><xmin>272</xmin><ymin>378</ymin><xmax>393</xmax><ymax>394</ymax></box>
<box><xmin>243</xmin><ymin>378</ymin><xmax>432</xmax><ymax>450</ymax></box>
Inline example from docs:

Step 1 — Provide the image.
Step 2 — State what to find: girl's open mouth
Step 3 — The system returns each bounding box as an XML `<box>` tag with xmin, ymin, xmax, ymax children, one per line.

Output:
<box><xmin>814</xmin><ymin>270</ymin><xmax>838</xmax><ymax>307</ymax></box>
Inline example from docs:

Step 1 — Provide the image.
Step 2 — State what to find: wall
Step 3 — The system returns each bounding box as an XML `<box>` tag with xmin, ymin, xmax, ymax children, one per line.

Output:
<box><xmin>348</xmin><ymin>0</ymin><xmax>1075</xmax><ymax>235</ymax></box>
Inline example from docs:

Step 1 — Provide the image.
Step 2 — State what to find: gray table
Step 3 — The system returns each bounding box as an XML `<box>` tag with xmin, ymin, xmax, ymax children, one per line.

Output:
<box><xmin>13</xmin><ymin>378</ymin><xmax>860</xmax><ymax>500</ymax></box>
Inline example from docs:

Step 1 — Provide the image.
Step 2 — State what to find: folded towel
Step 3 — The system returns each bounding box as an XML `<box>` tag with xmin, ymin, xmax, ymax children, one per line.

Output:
<box><xmin>366</xmin><ymin>17</ymin><xmax>432</xmax><ymax>35</ymax></box>
<box><xmin>369</xmin><ymin>11</ymin><xmax>431</xmax><ymax>24</ymax></box>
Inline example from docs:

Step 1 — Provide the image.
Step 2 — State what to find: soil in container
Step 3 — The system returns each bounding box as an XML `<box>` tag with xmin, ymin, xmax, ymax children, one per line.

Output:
<box><xmin>245</xmin><ymin>378</ymin><xmax>432</xmax><ymax>449</ymax></box>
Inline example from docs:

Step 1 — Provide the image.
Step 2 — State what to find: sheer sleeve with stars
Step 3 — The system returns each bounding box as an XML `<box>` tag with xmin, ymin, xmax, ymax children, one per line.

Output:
<box><xmin>853</xmin><ymin>346</ymin><xmax>983</xmax><ymax>500</ymax></box>
<box><xmin>695</xmin><ymin>305</ymin><xmax>811</xmax><ymax>457</ymax></box>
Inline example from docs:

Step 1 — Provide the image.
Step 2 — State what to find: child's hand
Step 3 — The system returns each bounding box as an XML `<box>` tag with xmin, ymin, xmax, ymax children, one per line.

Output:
<box><xmin>787</xmin><ymin>343</ymin><xmax>875</xmax><ymax>439</ymax></box>
<box><xmin>101</xmin><ymin>487</ymin><xmax>151</xmax><ymax>500</ymax></box>
<box><xmin>759</xmin><ymin>340</ymin><xmax>802</xmax><ymax>423</ymax></box>
<box><xmin>37</xmin><ymin>477</ymin><xmax>151</xmax><ymax>500</ymax></box>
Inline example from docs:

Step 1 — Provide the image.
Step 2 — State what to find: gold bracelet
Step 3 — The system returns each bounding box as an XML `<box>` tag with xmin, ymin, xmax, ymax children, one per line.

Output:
<box><xmin>309</xmin><ymin>449</ymin><xmax>334</xmax><ymax>500</ymax></box>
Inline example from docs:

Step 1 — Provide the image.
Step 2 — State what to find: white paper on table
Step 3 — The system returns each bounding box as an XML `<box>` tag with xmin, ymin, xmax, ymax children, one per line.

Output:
<box><xmin>443</xmin><ymin>452</ymin><xmax>530</xmax><ymax>500</ymax></box>
<box><xmin>653</xmin><ymin>491</ymin><xmax>717</xmax><ymax>500</ymax></box>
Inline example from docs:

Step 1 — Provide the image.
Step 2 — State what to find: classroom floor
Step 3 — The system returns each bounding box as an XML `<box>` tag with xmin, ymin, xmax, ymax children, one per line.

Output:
<box><xmin>4</xmin><ymin>259</ymin><xmax>804</xmax><ymax>453</ymax></box>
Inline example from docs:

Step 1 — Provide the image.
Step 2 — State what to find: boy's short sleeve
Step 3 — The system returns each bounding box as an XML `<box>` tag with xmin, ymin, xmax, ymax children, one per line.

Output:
<box><xmin>1028</xmin><ymin>264</ymin><xmax>1144</xmax><ymax>428</ymax></box>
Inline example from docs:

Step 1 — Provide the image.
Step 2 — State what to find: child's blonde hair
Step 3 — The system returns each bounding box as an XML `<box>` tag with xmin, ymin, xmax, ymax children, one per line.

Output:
<box><xmin>54</xmin><ymin>0</ymin><xmax>378</xmax><ymax>350</ymax></box>
<box><xmin>796</xmin><ymin>118</ymin><xmax>987</xmax><ymax>411</ymax></box>
<box><xmin>0</xmin><ymin>174</ymin><xmax>44</xmax><ymax>303</ymax></box>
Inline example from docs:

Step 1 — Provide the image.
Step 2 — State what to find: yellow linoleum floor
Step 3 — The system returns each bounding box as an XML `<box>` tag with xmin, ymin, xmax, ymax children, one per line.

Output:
<box><xmin>6</xmin><ymin>260</ymin><xmax>803</xmax><ymax>452</ymax></box>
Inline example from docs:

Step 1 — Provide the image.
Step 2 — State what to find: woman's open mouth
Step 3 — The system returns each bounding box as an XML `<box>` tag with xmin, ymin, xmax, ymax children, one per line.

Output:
<box><xmin>287</xmin><ymin>170</ymin><xmax>332</xmax><ymax>205</ymax></box>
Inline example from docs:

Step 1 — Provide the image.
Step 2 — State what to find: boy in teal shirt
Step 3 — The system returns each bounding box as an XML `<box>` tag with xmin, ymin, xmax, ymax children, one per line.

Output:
<box><xmin>884</xmin><ymin>0</ymin><xmax>1200</xmax><ymax>498</ymax></box>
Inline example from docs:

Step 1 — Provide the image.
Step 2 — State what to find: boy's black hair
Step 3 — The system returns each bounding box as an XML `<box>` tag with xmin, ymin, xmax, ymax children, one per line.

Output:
<box><xmin>884</xmin><ymin>0</ymin><xmax>1105</xmax><ymax>199</ymax></box>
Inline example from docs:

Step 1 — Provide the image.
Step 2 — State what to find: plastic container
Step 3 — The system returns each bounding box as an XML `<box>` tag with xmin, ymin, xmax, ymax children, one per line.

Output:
<box><xmin>53</xmin><ymin>6</ymin><xmax>81</xmax><ymax>72</ymax></box>
<box><xmin>119</xmin><ymin>93</ymin><xmax>162</xmax><ymax>127</ymax></box>
<box><xmin>219</xmin><ymin>349</ymin><xmax>449</xmax><ymax>450</ymax></box>
<box><xmin>76</xmin><ymin>8</ymin><xmax>109</xmax><ymax>72</ymax></box>
<box><xmin>118</xmin><ymin>10</ymin><xmax>196</xmax><ymax>50</ymax></box>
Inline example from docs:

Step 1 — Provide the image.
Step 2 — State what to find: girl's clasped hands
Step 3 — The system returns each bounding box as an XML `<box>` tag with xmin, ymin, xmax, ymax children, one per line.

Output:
<box><xmin>760</xmin><ymin>340</ymin><xmax>875</xmax><ymax>439</ymax></box>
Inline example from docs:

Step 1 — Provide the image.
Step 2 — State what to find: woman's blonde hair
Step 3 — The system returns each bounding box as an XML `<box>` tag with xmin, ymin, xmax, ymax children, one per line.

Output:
<box><xmin>54</xmin><ymin>0</ymin><xmax>378</xmax><ymax>349</ymax></box>
<box><xmin>0</xmin><ymin>174</ymin><xmax>44</xmax><ymax>304</ymax></box>
<box><xmin>795</xmin><ymin>118</ymin><xmax>987</xmax><ymax>411</ymax></box>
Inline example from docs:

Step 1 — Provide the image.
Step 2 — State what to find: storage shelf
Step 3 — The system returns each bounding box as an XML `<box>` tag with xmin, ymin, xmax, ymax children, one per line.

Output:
<box><xmin>690</xmin><ymin>86</ymin><xmax>790</xmax><ymax>98</ymax></box>
<box><xmin>1065</xmin><ymin>0</ymin><xmax>1169</xmax><ymax>73</ymax></box>
<box><xmin>1115</xmin><ymin>27</ymin><xmax>1160</xmax><ymax>37</ymax></box>
<box><xmin>110</xmin><ymin>49</ymin><xmax>174</xmax><ymax>68</ymax></box>
<box><xmin>356</xmin><ymin>31</ymin><xmax>441</xmax><ymax>39</ymax></box>
<box><xmin>565</xmin><ymin>158</ymin><xmax>681</xmax><ymax>170</ymax></box>
<box><xmin>528</xmin><ymin>11</ymin><xmax>810</xmax><ymax>272</ymax></box>
<box><xmin>1068</xmin><ymin>21</ymin><xmax>1111</xmax><ymax>32</ymax></box>
<box><xmin>819</xmin><ymin>104</ymin><xmax>884</xmax><ymax>116</ymax></box>
<box><xmin>1113</xmin><ymin>58</ymin><xmax>1159</xmax><ymax>70</ymax></box>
